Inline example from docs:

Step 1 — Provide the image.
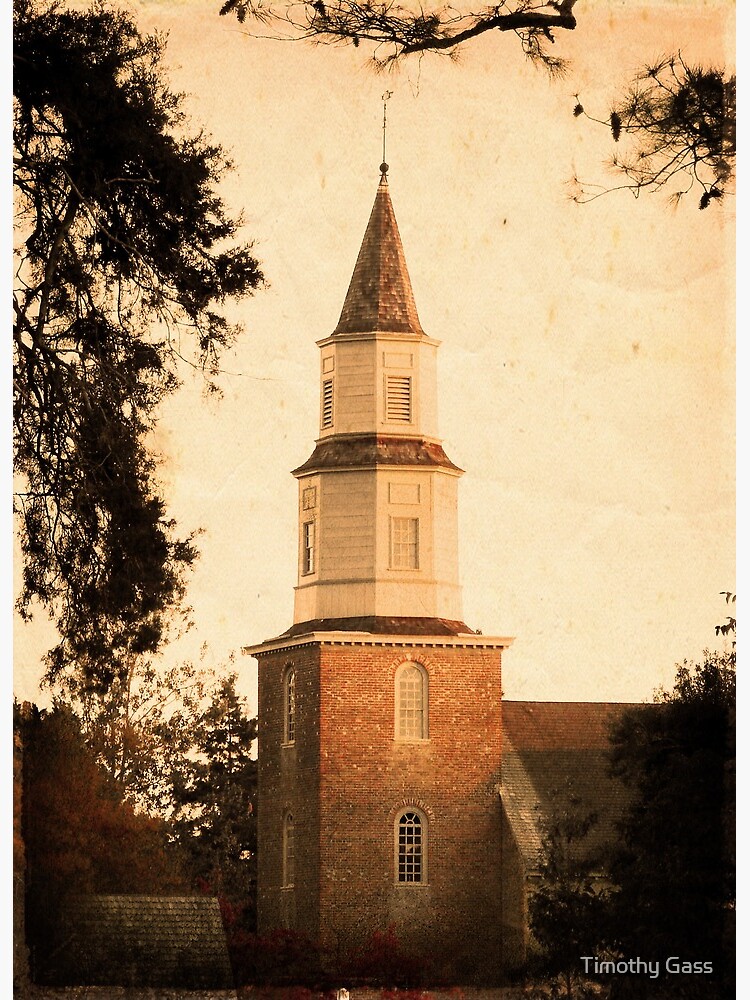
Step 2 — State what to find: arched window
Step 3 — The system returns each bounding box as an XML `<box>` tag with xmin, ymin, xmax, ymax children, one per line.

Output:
<box><xmin>395</xmin><ymin>810</ymin><xmax>427</xmax><ymax>884</ymax></box>
<box><xmin>282</xmin><ymin>812</ymin><xmax>295</xmax><ymax>887</ymax></box>
<box><xmin>395</xmin><ymin>662</ymin><xmax>428</xmax><ymax>740</ymax></box>
<box><xmin>284</xmin><ymin>666</ymin><xmax>296</xmax><ymax>744</ymax></box>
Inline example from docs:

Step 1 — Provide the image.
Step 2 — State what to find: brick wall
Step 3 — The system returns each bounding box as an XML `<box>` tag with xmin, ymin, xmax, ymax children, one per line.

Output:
<box><xmin>257</xmin><ymin>644</ymin><xmax>322</xmax><ymax>941</ymax></box>
<box><xmin>257</xmin><ymin>639</ymin><xmax>507</xmax><ymax>983</ymax></box>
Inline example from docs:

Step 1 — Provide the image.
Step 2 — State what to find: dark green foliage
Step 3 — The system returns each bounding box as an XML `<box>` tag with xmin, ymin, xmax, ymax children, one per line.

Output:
<box><xmin>171</xmin><ymin>674</ymin><xmax>258</xmax><ymax>912</ymax></box>
<box><xmin>529</xmin><ymin>787</ymin><xmax>607</xmax><ymax>999</ymax></box>
<box><xmin>606</xmin><ymin>645</ymin><xmax>735</xmax><ymax>998</ymax></box>
<box><xmin>13</xmin><ymin>0</ymin><xmax>263</xmax><ymax>692</ymax></box>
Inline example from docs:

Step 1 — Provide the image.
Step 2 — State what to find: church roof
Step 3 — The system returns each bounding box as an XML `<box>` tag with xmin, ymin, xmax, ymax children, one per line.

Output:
<box><xmin>500</xmin><ymin>700</ymin><xmax>651</xmax><ymax>874</ymax></box>
<box><xmin>333</xmin><ymin>171</ymin><xmax>424</xmax><ymax>336</ymax></box>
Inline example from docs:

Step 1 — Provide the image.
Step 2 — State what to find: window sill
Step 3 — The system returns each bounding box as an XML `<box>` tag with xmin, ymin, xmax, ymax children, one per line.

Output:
<box><xmin>281</xmin><ymin>740</ymin><xmax>296</xmax><ymax>748</ymax></box>
<box><xmin>393</xmin><ymin>737</ymin><xmax>430</xmax><ymax>744</ymax></box>
<box><xmin>393</xmin><ymin>881</ymin><xmax>429</xmax><ymax>888</ymax></box>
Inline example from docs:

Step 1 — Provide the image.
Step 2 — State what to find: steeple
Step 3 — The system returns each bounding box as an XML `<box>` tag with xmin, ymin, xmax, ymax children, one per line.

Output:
<box><xmin>284</xmin><ymin>164</ymin><xmax>465</xmax><ymax>626</ymax></box>
<box><xmin>245</xmin><ymin>153</ymin><xmax>514</xmax><ymax>990</ymax></box>
<box><xmin>334</xmin><ymin>170</ymin><xmax>424</xmax><ymax>336</ymax></box>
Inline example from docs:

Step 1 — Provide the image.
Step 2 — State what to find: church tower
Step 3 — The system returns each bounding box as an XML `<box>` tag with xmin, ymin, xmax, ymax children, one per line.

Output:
<box><xmin>246</xmin><ymin>164</ymin><xmax>512</xmax><ymax>982</ymax></box>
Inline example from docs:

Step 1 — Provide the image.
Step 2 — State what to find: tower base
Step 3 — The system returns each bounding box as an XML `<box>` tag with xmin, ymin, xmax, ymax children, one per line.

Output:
<box><xmin>246</xmin><ymin>626</ymin><xmax>514</xmax><ymax>983</ymax></box>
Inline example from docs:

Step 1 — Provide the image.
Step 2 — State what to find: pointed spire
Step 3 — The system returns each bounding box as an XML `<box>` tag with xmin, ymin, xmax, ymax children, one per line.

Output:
<box><xmin>333</xmin><ymin>170</ymin><xmax>424</xmax><ymax>336</ymax></box>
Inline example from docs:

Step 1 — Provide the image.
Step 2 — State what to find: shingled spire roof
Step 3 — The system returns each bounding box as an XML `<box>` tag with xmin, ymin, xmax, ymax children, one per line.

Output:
<box><xmin>333</xmin><ymin>168</ymin><xmax>424</xmax><ymax>336</ymax></box>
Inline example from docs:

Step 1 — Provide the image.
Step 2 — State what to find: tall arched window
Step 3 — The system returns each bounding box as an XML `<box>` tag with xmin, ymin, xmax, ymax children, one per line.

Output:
<box><xmin>395</xmin><ymin>810</ymin><xmax>427</xmax><ymax>884</ymax></box>
<box><xmin>282</xmin><ymin>812</ymin><xmax>295</xmax><ymax>887</ymax></box>
<box><xmin>284</xmin><ymin>666</ymin><xmax>296</xmax><ymax>744</ymax></box>
<box><xmin>395</xmin><ymin>662</ymin><xmax>428</xmax><ymax>740</ymax></box>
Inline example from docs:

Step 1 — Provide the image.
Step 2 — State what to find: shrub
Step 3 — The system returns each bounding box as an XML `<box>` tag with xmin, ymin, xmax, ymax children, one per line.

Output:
<box><xmin>346</xmin><ymin>924</ymin><xmax>427</xmax><ymax>987</ymax></box>
<box><xmin>228</xmin><ymin>928</ymin><xmax>324</xmax><ymax>986</ymax></box>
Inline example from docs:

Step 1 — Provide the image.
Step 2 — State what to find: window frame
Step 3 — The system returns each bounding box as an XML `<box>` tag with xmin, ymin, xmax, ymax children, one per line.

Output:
<box><xmin>390</xmin><ymin>516</ymin><xmax>419</xmax><ymax>570</ymax></box>
<box><xmin>394</xmin><ymin>808</ymin><xmax>428</xmax><ymax>885</ymax></box>
<box><xmin>282</xmin><ymin>811</ymin><xmax>295</xmax><ymax>888</ymax></box>
<box><xmin>283</xmin><ymin>665</ymin><xmax>296</xmax><ymax>745</ymax></box>
<box><xmin>302</xmin><ymin>520</ymin><xmax>315</xmax><ymax>576</ymax></box>
<box><xmin>394</xmin><ymin>661</ymin><xmax>429</xmax><ymax>741</ymax></box>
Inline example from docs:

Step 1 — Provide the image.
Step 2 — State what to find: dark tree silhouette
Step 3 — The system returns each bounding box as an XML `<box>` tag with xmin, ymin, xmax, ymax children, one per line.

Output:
<box><xmin>220</xmin><ymin>0</ymin><xmax>578</xmax><ymax>71</ymax></box>
<box><xmin>13</xmin><ymin>0</ymin><xmax>264</xmax><ymax>692</ymax></box>
<box><xmin>606</xmin><ymin>634</ymin><xmax>735</xmax><ymax>998</ymax></box>
<box><xmin>529</xmin><ymin>786</ymin><xmax>605</xmax><ymax>999</ymax></box>
<box><xmin>170</xmin><ymin>673</ymin><xmax>258</xmax><ymax>909</ymax></box>
<box><xmin>573</xmin><ymin>54</ymin><xmax>735</xmax><ymax>210</ymax></box>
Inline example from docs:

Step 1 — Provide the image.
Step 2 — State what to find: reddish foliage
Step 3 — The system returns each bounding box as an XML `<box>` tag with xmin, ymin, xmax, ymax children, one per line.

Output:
<box><xmin>381</xmin><ymin>989</ymin><xmax>432</xmax><ymax>1000</ymax></box>
<box><xmin>19</xmin><ymin>704</ymin><xmax>187</xmax><ymax>980</ymax></box>
<box><xmin>347</xmin><ymin>924</ymin><xmax>427</xmax><ymax>987</ymax></box>
<box><xmin>227</xmin><ymin>927</ymin><xmax>324</xmax><ymax>986</ymax></box>
<box><xmin>21</xmin><ymin>704</ymin><xmax>185</xmax><ymax>897</ymax></box>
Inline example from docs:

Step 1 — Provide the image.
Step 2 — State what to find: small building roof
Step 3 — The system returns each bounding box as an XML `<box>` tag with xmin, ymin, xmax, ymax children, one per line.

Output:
<box><xmin>333</xmin><ymin>172</ymin><xmax>424</xmax><ymax>336</ymax></box>
<box><xmin>59</xmin><ymin>895</ymin><xmax>233</xmax><ymax>988</ymax></box>
<box><xmin>501</xmin><ymin>700</ymin><xmax>649</xmax><ymax>874</ymax></box>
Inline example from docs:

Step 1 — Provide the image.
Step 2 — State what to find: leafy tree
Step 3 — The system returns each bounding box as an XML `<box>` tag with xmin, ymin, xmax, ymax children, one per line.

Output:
<box><xmin>572</xmin><ymin>54</ymin><xmax>736</xmax><ymax>210</ymax></box>
<box><xmin>606</xmin><ymin>636</ymin><xmax>735</xmax><ymax>998</ymax></box>
<box><xmin>220</xmin><ymin>0</ymin><xmax>578</xmax><ymax>71</ymax></box>
<box><xmin>170</xmin><ymin>673</ymin><xmax>258</xmax><ymax>913</ymax></box>
<box><xmin>13</xmin><ymin>0</ymin><xmax>264</xmax><ymax>693</ymax></box>
<box><xmin>61</xmin><ymin>653</ymin><xmax>217</xmax><ymax>816</ymax></box>
<box><xmin>53</xmin><ymin>651</ymin><xmax>258</xmax><ymax>914</ymax></box>
<box><xmin>529</xmin><ymin>786</ymin><xmax>606</xmax><ymax>999</ymax></box>
<box><xmin>17</xmin><ymin>702</ymin><xmax>187</xmax><ymax>980</ymax></box>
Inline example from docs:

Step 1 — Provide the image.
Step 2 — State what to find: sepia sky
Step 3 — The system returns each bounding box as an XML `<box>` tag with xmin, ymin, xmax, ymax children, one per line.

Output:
<box><xmin>13</xmin><ymin>0</ymin><xmax>736</xmax><ymax>711</ymax></box>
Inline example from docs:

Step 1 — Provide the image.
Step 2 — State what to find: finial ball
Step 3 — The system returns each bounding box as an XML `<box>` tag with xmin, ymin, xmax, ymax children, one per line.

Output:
<box><xmin>380</xmin><ymin>161</ymin><xmax>389</xmax><ymax>175</ymax></box>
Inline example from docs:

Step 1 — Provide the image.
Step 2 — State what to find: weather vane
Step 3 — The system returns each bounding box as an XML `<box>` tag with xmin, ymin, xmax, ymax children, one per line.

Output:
<box><xmin>381</xmin><ymin>91</ymin><xmax>393</xmax><ymax>176</ymax></box>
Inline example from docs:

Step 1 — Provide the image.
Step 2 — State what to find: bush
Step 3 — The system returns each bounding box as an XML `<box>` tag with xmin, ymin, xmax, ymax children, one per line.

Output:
<box><xmin>346</xmin><ymin>925</ymin><xmax>427</xmax><ymax>987</ymax></box>
<box><xmin>228</xmin><ymin>928</ymin><xmax>324</xmax><ymax>986</ymax></box>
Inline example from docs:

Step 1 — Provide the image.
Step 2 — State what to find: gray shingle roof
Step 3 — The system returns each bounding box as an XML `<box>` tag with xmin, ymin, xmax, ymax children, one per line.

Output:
<box><xmin>60</xmin><ymin>895</ymin><xmax>233</xmax><ymax>988</ymax></box>
<box><xmin>333</xmin><ymin>173</ymin><xmax>424</xmax><ymax>336</ymax></box>
<box><xmin>277</xmin><ymin>615</ymin><xmax>475</xmax><ymax>639</ymax></box>
<box><xmin>501</xmin><ymin>701</ymin><xmax>649</xmax><ymax>874</ymax></box>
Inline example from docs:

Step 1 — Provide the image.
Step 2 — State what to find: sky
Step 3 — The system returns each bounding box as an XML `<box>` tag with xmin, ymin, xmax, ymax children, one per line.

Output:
<box><xmin>12</xmin><ymin>0</ymin><xmax>736</xmax><ymax>712</ymax></box>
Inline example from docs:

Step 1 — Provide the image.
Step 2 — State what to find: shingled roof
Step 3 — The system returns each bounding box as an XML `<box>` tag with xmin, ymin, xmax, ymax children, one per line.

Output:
<box><xmin>277</xmin><ymin>615</ymin><xmax>476</xmax><ymax>639</ymax></box>
<box><xmin>59</xmin><ymin>895</ymin><xmax>233</xmax><ymax>988</ymax></box>
<box><xmin>293</xmin><ymin>434</ymin><xmax>463</xmax><ymax>476</ymax></box>
<box><xmin>333</xmin><ymin>171</ymin><xmax>424</xmax><ymax>336</ymax></box>
<box><xmin>501</xmin><ymin>701</ymin><xmax>648</xmax><ymax>874</ymax></box>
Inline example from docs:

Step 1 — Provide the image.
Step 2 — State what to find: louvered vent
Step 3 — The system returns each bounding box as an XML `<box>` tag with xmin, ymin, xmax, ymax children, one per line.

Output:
<box><xmin>322</xmin><ymin>379</ymin><xmax>334</xmax><ymax>428</ymax></box>
<box><xmin>386</xmin><ymin>376</ymin><xmax>412</xmax><ymax>422</ymax></box>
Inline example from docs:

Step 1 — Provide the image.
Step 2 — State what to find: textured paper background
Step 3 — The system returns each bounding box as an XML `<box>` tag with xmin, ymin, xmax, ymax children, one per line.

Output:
<box><xmin>14</xmin><ymin>0</ymin><xmax>735</xmax><ymax>713</ymax></box>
